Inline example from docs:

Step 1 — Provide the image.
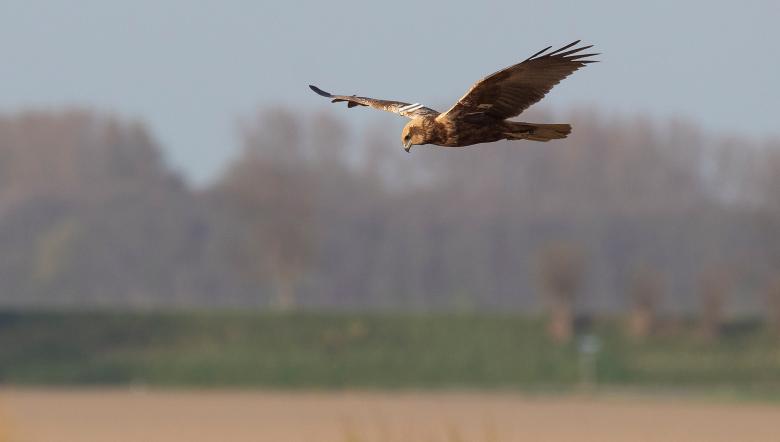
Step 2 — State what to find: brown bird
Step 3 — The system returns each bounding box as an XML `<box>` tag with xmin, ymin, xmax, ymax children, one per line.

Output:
<box><xmin>310</xmin><ymin>41</ymin><xmax>598</xmax><ymax>152</ymax></box>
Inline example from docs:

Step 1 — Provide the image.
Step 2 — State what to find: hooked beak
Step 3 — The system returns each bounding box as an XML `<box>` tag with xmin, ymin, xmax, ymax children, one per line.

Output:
<box><xmin>403</xmin><ymin>139</ymin><xmax>412</xmax><ymax>152</ymax></box>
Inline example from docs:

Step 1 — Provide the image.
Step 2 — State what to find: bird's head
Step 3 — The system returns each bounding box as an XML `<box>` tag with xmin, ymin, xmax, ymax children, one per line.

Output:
<box><xmin>401</xmin><ymin>119</ymin><xmax>426</xmax><ymax>152</ymax></box>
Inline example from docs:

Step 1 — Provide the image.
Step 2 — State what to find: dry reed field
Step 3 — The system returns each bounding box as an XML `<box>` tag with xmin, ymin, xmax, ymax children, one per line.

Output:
<box><xmin>1</xmin><ymin>389</ymin><xmax>779</xmax><ymax>442</ymax></box>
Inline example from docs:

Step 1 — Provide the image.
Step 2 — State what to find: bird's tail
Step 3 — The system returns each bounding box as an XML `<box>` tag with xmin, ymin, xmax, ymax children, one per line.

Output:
<box><xmin>504</xmin><ymin>122</ymin><xmax>571</xmax><ymax>142</ymax></box>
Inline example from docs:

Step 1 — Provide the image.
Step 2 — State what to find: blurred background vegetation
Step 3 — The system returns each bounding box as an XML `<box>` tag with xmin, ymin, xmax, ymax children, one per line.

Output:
<box><xmin>1</xmin><ymin>311</ymin><xmax>779</xmax><ymax>395</ymax></box>
<box><xmin>1</xmin><ymin>106</ymin><xmax>780</xmax><ymax>391</ymax></box>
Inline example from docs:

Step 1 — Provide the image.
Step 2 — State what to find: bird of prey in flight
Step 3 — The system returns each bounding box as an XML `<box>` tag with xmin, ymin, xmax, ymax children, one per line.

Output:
<box><xmin>310</xmin><ymin>41</ymin><xmax>598</xmax><ymax>152</ymax></box>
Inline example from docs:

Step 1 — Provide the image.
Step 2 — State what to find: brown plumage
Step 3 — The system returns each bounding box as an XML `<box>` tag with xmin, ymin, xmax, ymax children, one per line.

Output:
<box><xmin>310</xmin><ymin>41</ymin><xmax>598</xmax><ymax>152</ymax></box>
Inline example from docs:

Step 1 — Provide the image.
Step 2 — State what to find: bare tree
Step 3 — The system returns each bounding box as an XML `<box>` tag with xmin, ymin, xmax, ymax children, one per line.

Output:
<box><xmin>537</xmin><ymin>242</ymin><xmax>584</xmax><ymax>343</ymax></box>
<box><xmin>766</xmin><ymin>275</ymin><xmax>780</xmax><ymax>335</ymax></box>
<box><xmin>698</xmin><ymin>267</ymin><xmax>731</xmax><ymax>340</ymax></box>
<box><xmin>216</xmin><ymin>109</ymin><xmax>316</xmax><ymax>310</ymax></box>
<box><xmin>627</xmin><ymin>264</ymin><xmax>663</xmax><ymax>338</ymax></box>
<box><xmin>760</xmin><ymin>149</ymin><xmax>780</xmax><ymax>334</ymax></box>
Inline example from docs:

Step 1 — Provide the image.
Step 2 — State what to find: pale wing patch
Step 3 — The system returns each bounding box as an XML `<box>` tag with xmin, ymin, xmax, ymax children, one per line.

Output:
<box><xmin>398</xmin><ymin>103</ymin><xmax>428</xmax><ymax>117</ymax></box>
<box><xmin>398</xmin><ymin>103</ymin><xmax>422</xmax><ymax>112</ymax></box>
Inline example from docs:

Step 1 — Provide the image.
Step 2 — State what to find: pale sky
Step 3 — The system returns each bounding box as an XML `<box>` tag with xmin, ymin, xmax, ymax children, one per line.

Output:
<box><xmin>1</xmin><ymin>1</ymin><xmax>778</xmax><ymax>183</ymax></box>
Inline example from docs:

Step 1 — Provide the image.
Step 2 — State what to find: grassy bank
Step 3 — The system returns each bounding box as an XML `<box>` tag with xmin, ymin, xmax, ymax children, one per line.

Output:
<box><xmin>0</xmin><ymin>311</ymin><xmax>779</xmax><ymax>392</ymax></box>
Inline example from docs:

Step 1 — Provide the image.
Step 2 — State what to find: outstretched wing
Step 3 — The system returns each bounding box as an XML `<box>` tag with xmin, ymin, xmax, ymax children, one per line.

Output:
<box><xmin>309</xmin><ymin>85</ymin><xmax>439</xmax><ymax>119</ymax></box>
<box><xmin>437</xmin><ymin>41</ymin><xmax>598</xmax><ymax>122</ymax></box>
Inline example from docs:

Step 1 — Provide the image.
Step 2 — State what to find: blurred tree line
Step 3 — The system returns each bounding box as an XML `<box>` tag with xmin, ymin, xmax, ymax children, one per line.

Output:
<box><xmin>1</xmin><ymin>107</ymin><xmax>779</xmax><ymax>322</ymax></box>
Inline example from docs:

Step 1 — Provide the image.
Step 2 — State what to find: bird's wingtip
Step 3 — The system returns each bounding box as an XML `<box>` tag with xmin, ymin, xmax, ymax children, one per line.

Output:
<box><xmin>309</xmin><ymin>85</ymin><xmax>332</xmax><ymax>97</ymax></box>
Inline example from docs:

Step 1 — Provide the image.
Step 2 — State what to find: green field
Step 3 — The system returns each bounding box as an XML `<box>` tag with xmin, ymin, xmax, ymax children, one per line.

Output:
<box><xmin>1</xmin><ymin>311</ymin><xmax>779</xmax><ymax>394</ymax></box>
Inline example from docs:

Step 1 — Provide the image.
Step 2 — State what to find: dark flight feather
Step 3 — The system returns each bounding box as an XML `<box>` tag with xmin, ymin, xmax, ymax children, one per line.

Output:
<box><xmin>546</xmin><ymin>40</ymin><xmax>581</xmax><ymax>56</ymax></box>
<box><xmin>524</xmin><ymin>45</ymin><xmax>553</xmax><ymax>61</ymax></box>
